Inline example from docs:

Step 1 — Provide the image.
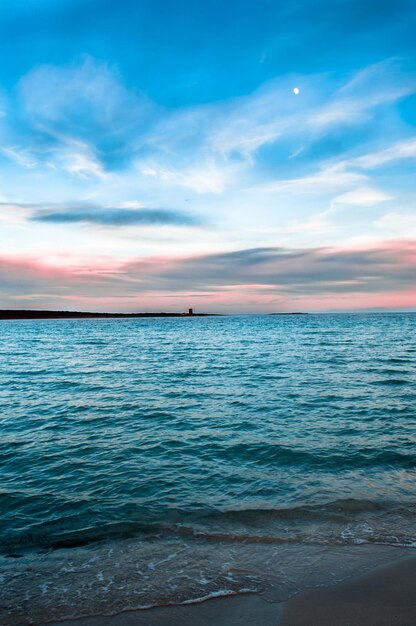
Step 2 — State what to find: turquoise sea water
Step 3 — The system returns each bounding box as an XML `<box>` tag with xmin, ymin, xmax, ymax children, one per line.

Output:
<box><xmin>1</xmin><ymin>314</ymin><xmax>415</xmax><ymax>622</ymax></box>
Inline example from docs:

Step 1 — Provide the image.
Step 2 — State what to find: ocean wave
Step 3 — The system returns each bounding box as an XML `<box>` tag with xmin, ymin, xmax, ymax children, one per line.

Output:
<box><xmin>2</xmin><ymin>497</ymin><xmax>416</xmax><ymax>555</ymax></box>
<box><xmin>1</xmin><ymin>529</ymin><xmax>414</xmax><ymax>625</ymax></box>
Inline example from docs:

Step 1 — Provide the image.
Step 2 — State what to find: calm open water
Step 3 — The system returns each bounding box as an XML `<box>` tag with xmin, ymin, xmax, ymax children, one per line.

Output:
<box><xmin>1</xmin><ymin>314</ymin><xmax>415</xmax><ymax>623</ymax></box>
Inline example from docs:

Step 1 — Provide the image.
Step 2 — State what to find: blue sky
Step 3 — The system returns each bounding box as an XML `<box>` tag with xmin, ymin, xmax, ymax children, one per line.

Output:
<box><xmin>0</xmin><ymin>0</ymin><xmax>415</xmax><ymax>311</ymax></box>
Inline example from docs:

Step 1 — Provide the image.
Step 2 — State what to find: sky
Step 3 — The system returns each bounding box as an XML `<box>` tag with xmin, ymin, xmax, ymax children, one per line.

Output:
<box><xmin>0</xmin><ymin>0</ymin><xmax>415</xmax><ymax>313</ymax></box>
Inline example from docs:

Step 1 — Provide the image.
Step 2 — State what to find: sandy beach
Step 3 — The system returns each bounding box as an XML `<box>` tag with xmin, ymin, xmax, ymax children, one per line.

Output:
<box><xmin>279</xmin><ymin>555</ymin><xmax>416</xmax><ymax>626</ymax></box>
<box><xmin>40</xmin><ymin>555</ymin><xmax>416</xmax><ymax>626</ymax></box>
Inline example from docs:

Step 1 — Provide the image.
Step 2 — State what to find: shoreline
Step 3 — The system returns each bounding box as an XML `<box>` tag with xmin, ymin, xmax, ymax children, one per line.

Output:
<box><xmin>37</xmin><ymin>551</ymin><xmax>416</xmax><ymax>626</ymax></box>
<box><xmin>0</xmin><ymin>310</ymin><xmax>217</xmax><ymax>320</ymax></box>
<box><xmin>2</xmin><ymin>310</ymin><xmax>415</xmax><ymax>320</ymax></box>
<box><xmin>41</xmin><ymin>594</ymin><xmax>282</xmax><ymax>626</ymax></box>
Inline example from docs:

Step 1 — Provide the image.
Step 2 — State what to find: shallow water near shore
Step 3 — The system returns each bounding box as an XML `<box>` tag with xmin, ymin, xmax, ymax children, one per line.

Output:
<box><xmin>1</xmin><ymin>313</ymin><xmax>415</xmax><ymax>623</ymax></box>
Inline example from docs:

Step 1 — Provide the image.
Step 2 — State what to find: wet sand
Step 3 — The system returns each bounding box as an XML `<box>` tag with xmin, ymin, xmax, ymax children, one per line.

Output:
<box><xmin>279</xmin><ymin>555</ymin><xmax>416</xmax><ymax>626</ymax></box>
<box><xmin>42</xmin><ymin>594</ymin><xmax>281</xmax><ymax>626</ymax></box>
<box><xmin>42</xmin><ymin>555</ymin><xmax>416</xmax><ymax>626</ymax></box>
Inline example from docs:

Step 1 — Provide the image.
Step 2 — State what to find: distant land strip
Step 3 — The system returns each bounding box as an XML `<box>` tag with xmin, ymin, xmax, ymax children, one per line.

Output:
<box><xmin>269</xmin><ymin>312</ymin><xmax>309</xmax><ymax>315</ymax></box>
<box><xmin>0</xmin><ymin>310</ymin><xmax>216</xmax><ymax>320</ymax></box>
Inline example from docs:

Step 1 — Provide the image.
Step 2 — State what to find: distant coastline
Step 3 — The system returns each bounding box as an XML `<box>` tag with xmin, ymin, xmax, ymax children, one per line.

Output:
<box><xmin>269</xmin><ymin>312</ymin><xmax>309</xmax><ymax>315</ymax></box>
<box><xmin>0</xmin><ymin>310</ymin><xmax>215</xmax><ymax>320</ymax></box>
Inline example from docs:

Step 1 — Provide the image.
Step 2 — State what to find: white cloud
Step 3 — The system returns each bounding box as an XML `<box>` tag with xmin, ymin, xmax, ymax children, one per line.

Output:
<box><xmin>211</xmin><ymin>59</ymin><xmax>416</xmax><ymax>160</ymax></box>
<box><xmin>354</xmin><ymin>138</ymin><xmax>416</xmax><ymax>169</ymax></box>
<box><xmin>258</xmin><ymin>164</ymin><xmax>367</xmax><ymax>195</ymax></box>
<box><xmin>5</xmin><ymin>57</ymin><xmax>414</xmax><ymax>203</ymax></box>
<box><xmin>332</xmin><ymin>186</ymin><xmax>391</xmax><ymax>207</ymax></box>
<box><xmin>376</xmin><ymin>211</ymin><xmax>416</xmax><ymax>237</ymax></box>
<box><xmin>310</xmin><ymin>60</ymin><xmax>416</xmax><ymax>131</ymax></box>
<box><xmin>281</xmin><ymin>209</ymin><xmax>334</xmax><ymax>235</ymax></box>
<box><xmin>1</xmin><ymin>146</ymin><xmax>38</xmax><ymax>169</ymax></box>
<box><xmin>17</xmin><ymin>56</ymin><xmax>156</xmax><ymax>176</ymax></box>
<box><xmin>54</xmin><ymin>139</ymin><xmax>109</xmax><ymax>180</ymax></box>
<box><xmin>289</xmin><ymin>146</ymin><xmax>305</xmax><ymax>159</ymax></box>
<box><xmin>212</xmin><ymin>125</ymin><xmax>281</xmax><ymax>161</ymax></box>
<box><xmin>116</xmin><ymin>200</ymin><xmax>145</xmax><ymax>209</ymax></box>
<box><xmin>139</xmin><ymin>161</ymin><xmax>230</xmax><ymax>194</ymax></box>
<box><xmin>0</xmin><ymin>201</ymin><xmax>32</xmax><ymax>225</ymax></box>
<box><xmin>61</xmin><ymin>150</ymin><xmax>107</xmax><ymax>180</ymax></box>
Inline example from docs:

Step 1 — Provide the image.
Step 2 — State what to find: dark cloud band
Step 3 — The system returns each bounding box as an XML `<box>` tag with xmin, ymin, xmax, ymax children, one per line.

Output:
<box><xmin>32</xmin><ymin>207</ymin><xmax>200</xmax><ymax>227</ymax></box>
<box><xmin>0</xmin><ymin>202</ymin><xmax>201</xmax><ymax>228</ymax></box>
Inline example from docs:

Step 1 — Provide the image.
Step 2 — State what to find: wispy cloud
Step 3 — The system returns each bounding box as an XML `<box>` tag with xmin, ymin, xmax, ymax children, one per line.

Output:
<box><xmin>2</xmin><ymin>56</ymin><xmax>414</xmax><ymax>199</ymax></box>
<box><xmin>257</xmin><ymin>164</ymin><xmax>367</xmax><ymax>194</ymax></box>
<box><xmin>332</xmin><ymin>186</ymin><xmax>391</xmax><ymax>207</ymax></box>
<box><xmin>16</xmin><ymin>56</ymin><xmax>158</xmax><ymax>174</ymax></box>
<box><xmin>1</xmin><ymin>146</ymin><xmax>37</xmax><ymax>168</ymax></box>
<box><xmin>309</xmin><ymin>60</ymin><xmax>416</xmax><ymax>130</ymax></box>
<box><xmin>55</xmin><ymin>140</ymin><xmax>109</xmax><ymax>180</ymax></box>
<box><xmin>353</xmin><ymin>138</ymin><xmax>416</xmax><ymax>169</ymax></box>
<box><xmin>139</xmin><ymin>161</ymin><xmax>230</xmax><ymax>194</ymax></box>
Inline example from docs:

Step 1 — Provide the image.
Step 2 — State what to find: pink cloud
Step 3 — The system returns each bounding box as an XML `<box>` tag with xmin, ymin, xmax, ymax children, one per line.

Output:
<box><xmin>1</xmin><ymin>239</ymin><xmax>415</xmax><ymax>312</ymax></box>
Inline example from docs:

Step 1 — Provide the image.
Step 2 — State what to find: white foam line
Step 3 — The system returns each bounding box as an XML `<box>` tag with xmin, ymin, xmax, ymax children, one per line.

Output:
<box><xmin>181</xmin><ymin>587</ymin><xmax>257</xmax><ymax>605</ymax></box>
<box><xmin>135</xmin><ymin>587</ymin><xmax>257</xmax><ymax>611</ymax></box>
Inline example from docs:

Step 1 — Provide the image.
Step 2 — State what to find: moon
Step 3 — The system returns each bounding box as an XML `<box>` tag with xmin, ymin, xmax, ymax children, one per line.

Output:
<box><xmin>293</xmin><ymin>87</ymin><xmax>300</xmax><ymax>95</ymax></box>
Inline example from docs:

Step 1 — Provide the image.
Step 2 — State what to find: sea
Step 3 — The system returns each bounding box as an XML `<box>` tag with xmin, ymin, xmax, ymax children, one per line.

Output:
<box><xmin>1</xmin><ymin>313</ymin><xmax>415</xmax><ymax>624</ymax></box>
